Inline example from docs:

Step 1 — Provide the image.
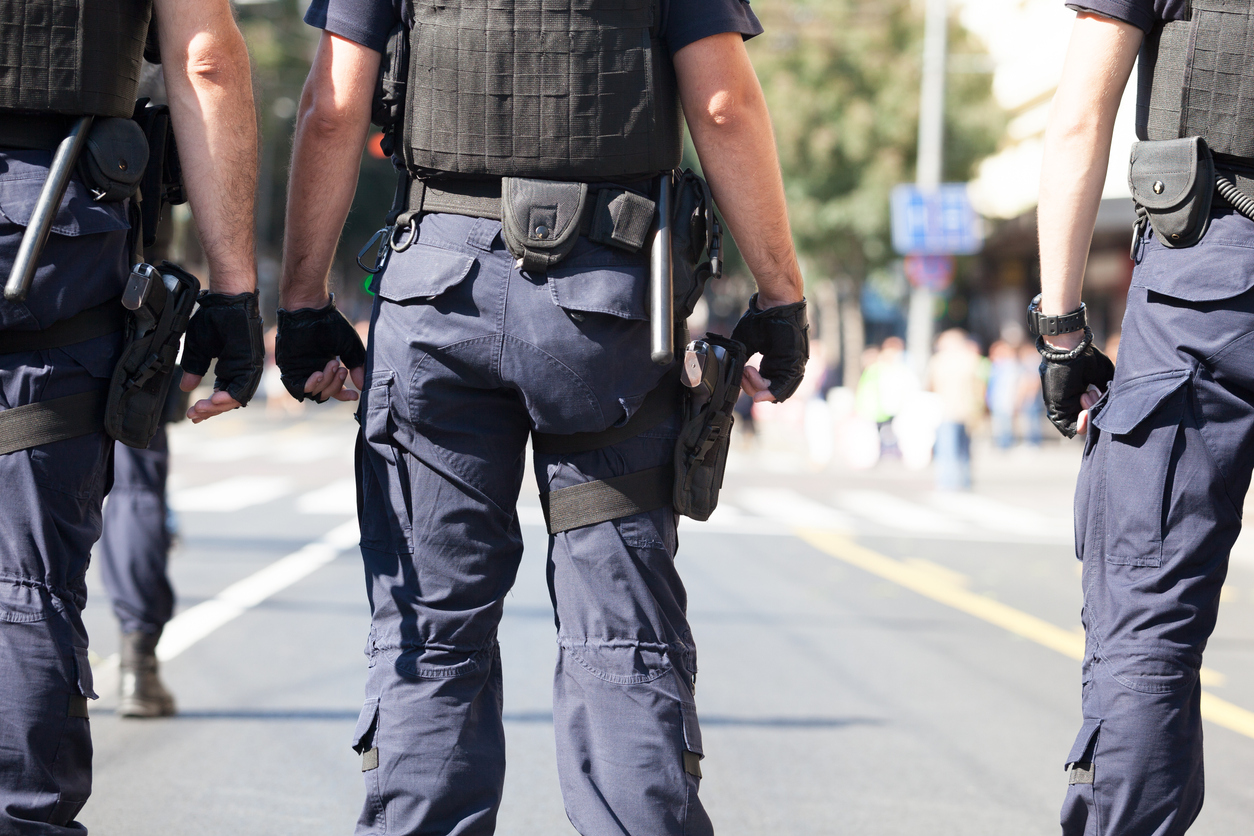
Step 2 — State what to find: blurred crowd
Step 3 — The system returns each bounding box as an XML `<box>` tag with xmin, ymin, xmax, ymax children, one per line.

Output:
<box><xmin>736</xmin><ymin>327</ymin><xmax>1071</xmax><ymax>490</ymax></box>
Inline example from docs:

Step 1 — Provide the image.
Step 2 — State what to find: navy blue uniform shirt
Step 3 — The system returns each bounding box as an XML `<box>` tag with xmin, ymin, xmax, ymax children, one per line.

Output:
<box><xmin>1066</xmin><ymin>0</ymin><xmax>1188</xmax><ymax>31</ymax></box>
<box><xmin>1060</xmin><ymin>0</ymin><xmax>1254</xmax><ymax>305</ymax></box>
<box><xmin>305</xmin><ymin>0</ymin><xmax>762</xmax><ymax>55</ymax></box>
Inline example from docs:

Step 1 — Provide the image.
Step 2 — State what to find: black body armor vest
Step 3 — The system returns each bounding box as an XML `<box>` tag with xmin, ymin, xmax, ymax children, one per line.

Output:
<box><xmin>402</xmin><ymin>0</ymin><xmax>683</xmax><ymax>181</ymax></box>
<box><xmin>1137</xmin><ymin>0</ymin><xmax>1254</xmax><ymax>160</ymax></box>
<box><xmin>0</xmin><ymin>0</ymin><xmax>152</xmax><ymax>119</ymax></box>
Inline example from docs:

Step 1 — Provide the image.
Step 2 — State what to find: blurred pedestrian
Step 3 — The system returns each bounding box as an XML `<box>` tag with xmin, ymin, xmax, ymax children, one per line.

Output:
<box><xmin>855</xmin><ymin>336</ymin><xmax>918</xmax><ymax>456</ymax></box>
<box><xmin>927</xmin><ymin>329</ymin><xmax>984</xmax><ymax>489</ymax></box>
<box><xmin>1016</xmin><ymin>342</ymin><xmax>1044</xmax><ymax>446</ymax></box>
<box><xmin>986</xmin><ymin>339</ymin><xmax>1019</xmax><ymax>449</ymax></box>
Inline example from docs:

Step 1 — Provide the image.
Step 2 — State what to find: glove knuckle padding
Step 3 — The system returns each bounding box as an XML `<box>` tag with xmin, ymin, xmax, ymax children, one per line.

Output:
<box><xmin>1038</xmin><ymin>336</ymin><xmax>1114</xmax><ymax>438</ymax></box>
<box><xmin>276</xmin><ymin>302</ymin><xmax>367</xmax><ymax>403</ymax></box>
<box><xmin>731</xmin><ymin>293</ymin><xmax>810</xmax><ymax>402</ymax></box>
<box><xmin>187</xmin><ymin>291</ymin><xmax>265</xmax><ymax>407</ymax></box>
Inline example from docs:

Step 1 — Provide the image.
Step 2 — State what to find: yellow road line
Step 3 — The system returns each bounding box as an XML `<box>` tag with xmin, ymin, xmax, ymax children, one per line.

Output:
<box><xmin>796</xmin><ymin>528</ymin><xmax>1254</xmax><ymax>741</ymax></box>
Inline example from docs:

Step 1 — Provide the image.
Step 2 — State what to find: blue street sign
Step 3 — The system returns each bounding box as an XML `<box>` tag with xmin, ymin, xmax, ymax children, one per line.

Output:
<box><xmin>891</xmin><ymin>183</ymin><xmax>984</xmax><ymax>255</ymax></box>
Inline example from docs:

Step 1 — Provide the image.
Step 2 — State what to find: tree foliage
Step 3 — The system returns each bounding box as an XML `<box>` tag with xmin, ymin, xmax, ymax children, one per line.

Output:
<box><xmin>748</xmin><ymin>0</ymin><xmax>1005</xmax><ymax>280</ymax></box>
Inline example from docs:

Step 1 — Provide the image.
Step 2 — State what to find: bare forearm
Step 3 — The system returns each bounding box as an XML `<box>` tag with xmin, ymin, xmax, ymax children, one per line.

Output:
<box><xmin>677</xmin><ymin>34</ymin><xmax>803</xmax><ymax>308</ymax></box>
<box><xmin>1037</xmin><ymin>14</ymin><xmax>1141</xmax><ymax>322</ymax></box>
<box><xmin>156</xmin><ymin>1</ymin><xmax>258</xmax><ymax>294</ymax></box>
<box><xmin>280</xmin><ymin>33</ymin><xmax>377</xmax><ymax>310</ymax></box>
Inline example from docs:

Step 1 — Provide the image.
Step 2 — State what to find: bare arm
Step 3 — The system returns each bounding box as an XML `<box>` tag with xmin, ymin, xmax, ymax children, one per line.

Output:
<box><xmin>280</xmin><ymin>32</ymin><xmax>379</xmax><ymax>310</ymax></box>
<box><xmin>674</xmin><ymin>32</ymin><xmax>804</xmax><ymax>310</ymax></box>
<box><xmin>153</xmin><ymin>0</ymin><xmax>258</xmax><ymax>295</ymax></box>
<box><xmin>1037</xmin><ymin>13</ymin><xmax>1142</xmax><ymax>349</ymax></box>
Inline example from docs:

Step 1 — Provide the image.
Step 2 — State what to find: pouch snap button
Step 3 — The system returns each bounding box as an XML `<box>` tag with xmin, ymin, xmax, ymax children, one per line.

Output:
<box><xmin>1153</xmin><ymin>180</ymin><xmax>1165</xmax><ymax>194</ymax></box>
<box><xmin>534</xmin><ymin>225</ymin><xmax>549</xmax><ymax>239</ymax></box>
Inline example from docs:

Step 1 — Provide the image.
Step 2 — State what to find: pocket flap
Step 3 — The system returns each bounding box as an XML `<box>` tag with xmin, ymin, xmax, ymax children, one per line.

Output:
<box><xmin>0</xmin><ymin>171</ymin><xmax>130</xmax><ymax>236</ymax></box>
<box><xmin>1128</xmin><ymin>138</ymin><xmax>1206</xmax><ymax>211</ymax></box>
<box><xmin>1090</xmin><ymin>370</ymin><xmax>1189</xmax><ymax>436</ymax></box>
<box><xmin>1065</xmin><ymin>718</ymin><xmax>1101</xmax><ymax>768</ymax></box>
<box><xmin>548</xmin><ymin>262</ymin><xmax>647</xmax><ymax>320</ymax></box>
<box><xmin>377</xmin><ymin>244</ymin><xmax>475</xmax><ymax>302</ymax></box>
<box><xmin>74</xmin><ymin>646</ymin><xmax>97</xmax><ymax>701</ymax></box>
<box><xmin>680</xmin><ymin>701</ymin><xmax>703</xmax><ymax>757</ymax></box>
<box><xmin>352</xmin><ymin>698</ymin><xmax>379</xmax><ymax>753</ymax></box>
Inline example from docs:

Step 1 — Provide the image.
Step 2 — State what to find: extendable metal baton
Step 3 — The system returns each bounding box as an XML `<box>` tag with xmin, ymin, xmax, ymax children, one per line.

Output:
<box><xmin>649</xmin><ymin>170</ymin><xmax>674</xmax><ymax>365</ymax></box>
<box><xmin>4</xmin><ymin>116</ymin><xmax>94</xmax><ymax>302</ymax></box>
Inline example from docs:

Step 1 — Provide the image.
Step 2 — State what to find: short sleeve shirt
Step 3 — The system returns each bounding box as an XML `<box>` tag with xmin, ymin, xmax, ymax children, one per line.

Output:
<box><xmin>1064</xmin><ymin>0</ymin><xmax>1188</xmax><ymax>32</ymax></box>
<box><xmin>305</xmin><ymin>0</ymin><xmax>763</xmax><ymax>55</ymax></box>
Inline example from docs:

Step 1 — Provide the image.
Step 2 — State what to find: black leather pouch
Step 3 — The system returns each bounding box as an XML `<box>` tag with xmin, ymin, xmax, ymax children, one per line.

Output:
<box><xmin>78</xmin><ymin>117</ymin><xmax>148</xmax><ymax>203</ymax></box>
<box><xmin>501</xmin><ymin>178</ymin><xmax>590</xmax><ymax>273</ymax></box>
<box><xmin>671</xmin><ymin>169</ymin><xmax>720</xmax><ymax>321</ymax></box>
<box><xmin>1129</xmin><ymin>137</ymin><xmax>1215</xmax><ymax>248</ymax></box>
<box><xmin>132</xmin><ymin>99</ymin><xmax>186</xmax><ymax>249</ymax></box>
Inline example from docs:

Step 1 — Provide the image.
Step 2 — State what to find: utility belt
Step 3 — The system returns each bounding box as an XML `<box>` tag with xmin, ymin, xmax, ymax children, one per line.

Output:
<box><xmin>0</xmin><ymin>102</ymin><xmax>195</xmax><ymax>454</ymax></box>
<box><xmin>362</xmin><ymin>169</ymin><xmax>740</xmax><ymax>532</ymax></box>
<box><xmin>1129</xmin><ymin>137</ymin><xmax>1254</xmax><ymax>258</ymax></box>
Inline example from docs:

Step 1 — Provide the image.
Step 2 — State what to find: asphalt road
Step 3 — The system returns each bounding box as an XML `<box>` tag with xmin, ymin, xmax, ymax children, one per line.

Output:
<box><xmin>76</xmin><ymin>406</ymin><xmax>1254</xmax><ymax>835</ymax></box>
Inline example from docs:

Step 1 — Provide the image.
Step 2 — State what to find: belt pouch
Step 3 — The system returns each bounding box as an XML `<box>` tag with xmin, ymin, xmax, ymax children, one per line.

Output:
<box><xmin>500</xmin><ymin>178</ymin><xmax>590</xmax><ymax>272</ymax></box>
<box><xmin>1129</xmin><ymin>137</ymin><xmax>1215</xmax><ymax>248</ymax></box>
<box><xmin>673</xmin><ymin>334</ymin><xmax>746</xmax><ymax>521</ymax></box>
<box><xmin>671</xmin><ymin>169</ymin><xmax>717</xmax><ymax>320</ymax></box>
<box><xmin>106</xmin><ymin>262</ymin><xmax>200</xmax><ymax>448</ymax></box>
<box><xmin>78</xmin><ymin>117</ymin><xmax>149</xmax><ymax>202</ymax></box>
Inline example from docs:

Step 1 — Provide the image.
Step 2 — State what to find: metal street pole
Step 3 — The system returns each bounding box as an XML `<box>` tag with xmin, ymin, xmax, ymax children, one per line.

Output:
<box><xmin>906</xmin><ymin>0</ymin><xmax>947</xmax><ymax>379</ymax></box>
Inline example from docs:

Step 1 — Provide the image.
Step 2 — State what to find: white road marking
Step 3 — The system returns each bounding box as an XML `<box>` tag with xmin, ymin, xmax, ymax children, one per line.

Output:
<box><xmin>91</xmin><ymin>521</ymin><xmax>360</xmax><ymax>698</ymax></box>
<box><xmin>170</xmin><ymin>476</ymin><xmax>293</xmax><ymax>513</ymax></box>
<box><xmin>736</xmin><ymin>487</ymin><xmax>854</xmax><ymax>531</ymax></box>
<box><xmin>296</xmin><ymin>478</ymin><xmax>357</xmax><ymax>515</ymax></box>
<box><xmin>926</xmin><ymin>491</ymin><xmax>1071</xmax><ymax>542</ymax></box>
<box><xmin>834</xmin><ymin>489</ymin><xmax>968</xmax><ymax>535</ymax></box>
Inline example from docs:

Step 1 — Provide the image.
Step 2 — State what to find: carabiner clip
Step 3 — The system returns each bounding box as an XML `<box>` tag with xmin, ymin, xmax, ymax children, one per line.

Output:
<box><xmin>357</xmin><ymin>227</ymin><xmax>392</xmax><ymax>274</ymax></box>
<box><xmin>390</xmin><ymin>220</ymin><xmax>418</xmax><ymax>253</ymax></box>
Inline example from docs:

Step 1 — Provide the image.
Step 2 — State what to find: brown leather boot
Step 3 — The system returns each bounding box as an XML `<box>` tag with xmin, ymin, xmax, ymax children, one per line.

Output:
<box><xmin>118</xmin><ymin>630</ymin><xmax>176</xmax><ymax>718</ymax></box>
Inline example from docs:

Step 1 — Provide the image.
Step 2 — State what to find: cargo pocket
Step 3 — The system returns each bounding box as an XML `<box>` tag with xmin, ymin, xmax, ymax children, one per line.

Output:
<box><xmin>353</xmin><ymin>698</ymin><xmax>385</xmax><ymax>829</ymax></box>
<box><xmin>49</xmin><ymin>647</ymin><xmax>96</xmax><ymax>826</ymax></box>
<box><xmin>680</xmin><ymin>701</ymin><xmax>704</xmax><ymax>779</ymax></box>
<box><xmin>1064</xmin><ymin>718</ymin><xmax>1101</xmax><ymax>785</ymax></box>
<box><xmin>377</xmin><ymin>243</ymin><xmax>476</xmax><ymax>303</ymax></box>
<box><xmin>548</xmin><ymin>257</ymin><xmax>648</xmax><ymax>320</ymax></box>
<box><xmin>359</xmin><ymin>372</ymin><xmax>412</xmax><ymax>550</ymax></box>
<box><xmin>1091</xmin><ymin>371</ymin><xmax>1190</xmax><ymax>568</ymax></box>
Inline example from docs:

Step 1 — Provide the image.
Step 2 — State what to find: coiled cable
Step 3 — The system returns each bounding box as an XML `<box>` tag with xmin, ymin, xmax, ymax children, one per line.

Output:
<box><xmin>1216</xmin><ymin>173</ymin><xmax>1254</xmax><ymax>223</ymax></box>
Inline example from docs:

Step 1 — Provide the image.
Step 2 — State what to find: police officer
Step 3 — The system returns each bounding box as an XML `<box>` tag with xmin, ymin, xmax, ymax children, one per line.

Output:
<box><xmin>0</xmin><ymin>0</ymin><xmax>264</xmax><ymax>830</ymax></box>
<box><xmin>1037</xmin><ymin>2</ymin><xmax>1254</xmax><ymax>833</ymax></box>
<box><xmin>278</xmin><ymin>1</ymin><xmax>808</xmax><ymax>833</ymax></box>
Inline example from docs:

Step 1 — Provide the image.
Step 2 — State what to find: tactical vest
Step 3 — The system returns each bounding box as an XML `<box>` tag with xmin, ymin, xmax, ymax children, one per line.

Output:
<box><xmin>402</xmin><ymin>0</ymin><xmax>683</xmax><ymax>181</ymax></box>
<box><xmin>0</xmin><ymin>0</ymin><xmax>152</xmax><ymax>119</ymax></box>
<box><xmin>1137</xmin><ymin>0</ymin><xmax>1254</xmax><ymax>160</ymax></box>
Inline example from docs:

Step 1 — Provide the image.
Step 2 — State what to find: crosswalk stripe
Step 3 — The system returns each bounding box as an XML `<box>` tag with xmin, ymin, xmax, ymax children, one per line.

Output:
<box><xmin>926</xmin><ymin>491</ymin><xmax>1069</xmax><ymax>540</ymax></box>
<box><xmin>296</xmin><ymin>478</ymin><xmax>357</xmax><ymax>515</ymax></box>
<box><xmin>170</xmin><ymin>476</ymin><xmax>293</xmax><ymax>513</ymax></box>
<box><xmin>833</xmin><ymin>490</ymin><xmax>967</xmax><ymax>534</ymax></box>
<box><xmin>797</xmin><ymin>529</ymin><xmax>1252</xmax><ymax>741</ymax></box>
<box><xmin>736</xmin><ymin>487</ymin><xmax>854</xmax><ymax>530</ymax></box>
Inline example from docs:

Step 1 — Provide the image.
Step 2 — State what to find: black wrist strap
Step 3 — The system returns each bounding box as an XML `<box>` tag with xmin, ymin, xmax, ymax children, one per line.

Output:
<box><xmin>1027</xmin><ymin>294</ymin><xmax>1087</xmax><ymax>337</ymax></box>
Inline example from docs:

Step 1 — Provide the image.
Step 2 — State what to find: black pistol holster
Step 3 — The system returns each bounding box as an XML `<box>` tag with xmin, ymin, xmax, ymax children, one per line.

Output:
<box><xmin>673</xmin><ymin>334</ymin><xmax>745</xmax><ymax>521</ymax></box>
<box><xmin>106</xmin><ymin>261</ymin><xmax>199</xmax><ymax>447</ymax></box>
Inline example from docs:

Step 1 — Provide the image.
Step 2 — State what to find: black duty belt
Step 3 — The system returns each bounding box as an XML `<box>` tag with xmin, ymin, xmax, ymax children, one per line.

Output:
<box><xmin>0</xmin><ymin>113</ymin><xmax>77</xmax><ymax>152</ymax></box>
<box><xmin>0</xmin><ymin>298</ymin><xmax>125</xmax><ymax>454</ymax></box>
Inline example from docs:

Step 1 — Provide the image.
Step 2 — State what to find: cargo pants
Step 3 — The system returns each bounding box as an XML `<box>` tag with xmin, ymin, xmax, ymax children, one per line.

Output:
<box><xmin>1062</xmin><ymin>214</ymin><xmax>1254</xmax><ymax>835</ymax></box>
<box><xmin>0</xmin><ymin>150</ymin><xmax>130</xmax><ymax>833</ymax></box>
<box><xmin>98</xmin><ymin>429</ymin><xmax>175</xmax><ymax>638</ymax></box>
<box><xmin>353</xmin><ymin>212</ymin><xmax>710</xmax><ymax>836</ymax></box>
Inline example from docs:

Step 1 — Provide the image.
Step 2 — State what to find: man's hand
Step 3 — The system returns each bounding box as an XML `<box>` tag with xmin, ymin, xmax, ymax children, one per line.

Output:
<box><xmin>180</xmin><ymin>291</ymin><xmax>265</xmax><ymax>422</ymax></box>
<box><xmin>731</xmin><ymin>293</ymin><xmax>809</xmax><ymax>402</ymax></box>
<box><xmin>275</xmin><ymin>298</ymin><xmax>367</xmax><ymax>403</ymax></box>
<box><xmin>1038</xmin><ymin>330</ymin><xmax>1115</xmax><ymax>438</ymax></box>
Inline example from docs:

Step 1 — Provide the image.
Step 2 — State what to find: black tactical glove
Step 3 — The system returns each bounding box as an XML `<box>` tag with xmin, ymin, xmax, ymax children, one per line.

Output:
<box><xmin>181</xmin><ymin>290</ymin><xmax>264</xmax><ymax>406</ymax></box>
<box><xmin>1038</xmin><ymin>327</ymin><xmax>1115</xmax><ymax>438</ymax></box>
<box><xmin>730</xmin><ymin>293</ymin><xmax>809</xmax><ymax>402</ymax></box>
<box><xmin>275</xmin><ymin>297</ymin><xmax>367</xmax><ymax>403</ymax></box>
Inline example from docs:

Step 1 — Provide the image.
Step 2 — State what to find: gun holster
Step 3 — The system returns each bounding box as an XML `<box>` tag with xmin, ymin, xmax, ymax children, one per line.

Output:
<box><xmin>671</xmin><ymin>169</ymin><xmax>722</xmax><ymax>323</ymax></box>
<box><xmin>106</xmin><ymin>261</ymin><xmax>200</xmax><ymax>448</ymax></box>
<box><xmin>673</xmin><ymin>334</ymin><xmax>746</xmax><ymax>521</ymax></box>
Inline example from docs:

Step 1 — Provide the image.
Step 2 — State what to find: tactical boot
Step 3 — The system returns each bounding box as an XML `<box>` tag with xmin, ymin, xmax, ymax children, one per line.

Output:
<box><xmin>118</xmin><ymin>630</ymin><xmax>176</xmax><ymax>718</ymax></box>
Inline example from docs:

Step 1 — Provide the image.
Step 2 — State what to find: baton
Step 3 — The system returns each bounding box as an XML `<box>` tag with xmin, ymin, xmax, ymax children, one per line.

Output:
<box><xmin>4</xmin><ymin>116</ymin><xmax>94</xmax><ymax>302</ymax></box>
<box><xmin>649</xmin><ymin>170</ymin><xmax>674</xmax><ymax>365</ymax></box>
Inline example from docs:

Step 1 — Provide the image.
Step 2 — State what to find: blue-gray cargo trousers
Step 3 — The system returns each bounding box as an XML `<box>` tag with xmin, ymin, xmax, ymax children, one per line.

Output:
<box><xmin>353</xmin><ymin>212</ymin><xmax>710</xmax><ymax>836</ymax></box>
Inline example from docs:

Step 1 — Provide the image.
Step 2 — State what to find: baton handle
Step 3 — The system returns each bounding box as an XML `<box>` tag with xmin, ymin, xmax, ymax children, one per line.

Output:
<box><xmin>5</xmin><ymin>116</ymin><xmax>94</xmax><ymax>302</ymax></box>
<box><xmin>649</xmin><ymin>171</ymin><xmax>674</xmax><ymax>365</ymax></box>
